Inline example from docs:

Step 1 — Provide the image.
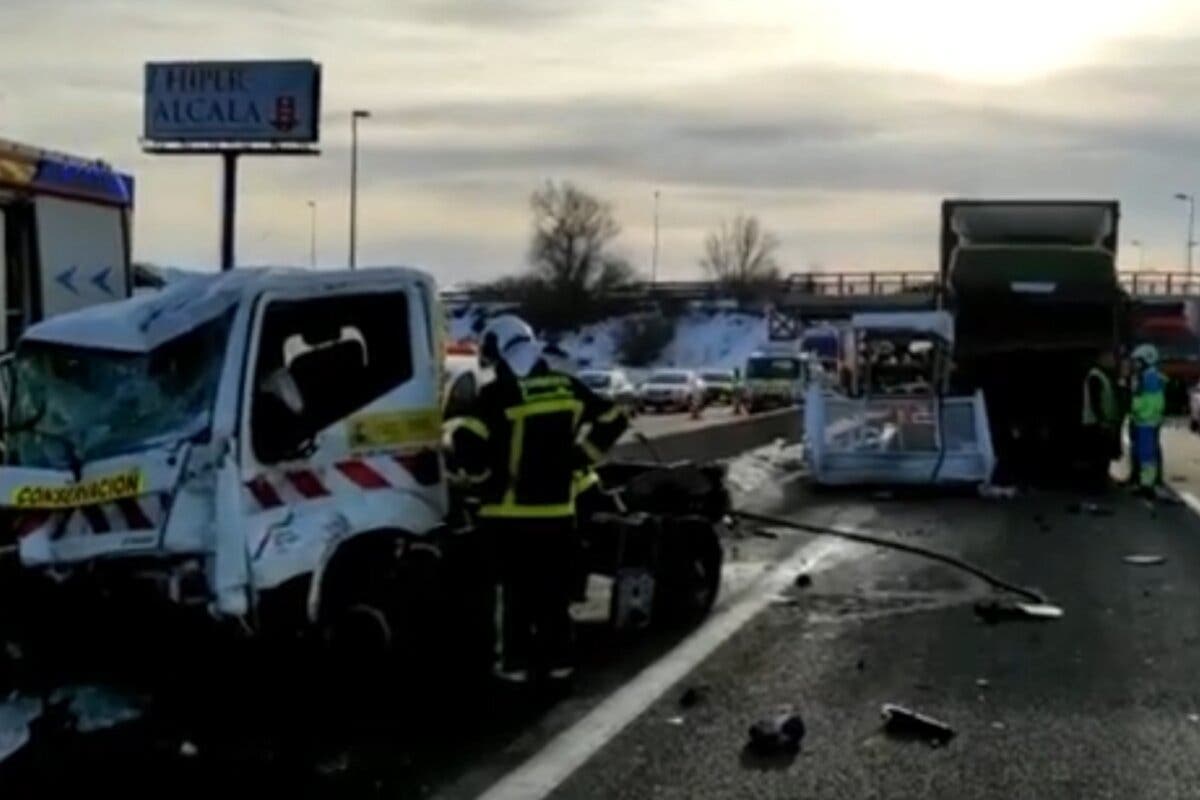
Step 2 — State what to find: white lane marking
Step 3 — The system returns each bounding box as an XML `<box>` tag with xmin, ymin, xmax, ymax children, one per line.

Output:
<box><xmin>475</xmin><ymin>533</ymin><xmax>864</xmax><ymax>800</ymax></box>
<box><xmin>1173</xmin><ymin>488</ymin><xmax>1200</xmax><ymax>517</ymax></box>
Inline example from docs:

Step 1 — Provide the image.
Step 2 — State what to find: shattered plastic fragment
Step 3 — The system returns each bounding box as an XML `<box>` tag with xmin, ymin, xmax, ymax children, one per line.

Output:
<box><xmin>179</xmin><ymin>740</ymin><xmax>199</xmax><ymax>758</ymax></box>
<box><xmin>1067</xmin><ymin>501</ymin><xmax>1114</xmax><ymax>516</ymax></box>
<box><xmin>1123</xmin><ymin>554</ymin><xmax>1166</xmax><ymax>566</ymax></box>
<box><xmin>747</xmin><ymin>708</ymin><xmax>807</xmax><ymax>755</ymax></box>
<box><xmin>974</xmin><ymin>600</ymin><xmax>1063</xmax><ymax>623</ymax></box>
<box><xmin>978</xmin><ymin>484</ymin><xmax>1018</xmax><ymax>500</ymax></box>
<box><xmin>881</xmin><ymin>704</ymin><xmax>955</xmax><ymax>745</ymax></box>
<box><xmin>0</xmin><ymin>694</ymin><xmax>42</xmax><ymax>764</ymax></box>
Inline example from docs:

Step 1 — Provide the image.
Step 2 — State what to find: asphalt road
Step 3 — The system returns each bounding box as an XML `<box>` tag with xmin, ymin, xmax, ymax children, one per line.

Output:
<box><xmin>620</xmin><ymin>405</ymin><xmax>744</xmax><ymax>442</ymax></box>
<box><xmin>550</xmin><ymin>427</ymin><xmax>1200</xmax><ymax>800</ymax></box>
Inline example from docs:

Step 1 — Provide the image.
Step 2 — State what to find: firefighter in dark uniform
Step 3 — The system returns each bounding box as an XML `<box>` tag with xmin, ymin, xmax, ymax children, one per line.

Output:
<box><xmin>447</xmin><ymin>315</ymin><xmax>628</xmax><ymax>683</ymax></box>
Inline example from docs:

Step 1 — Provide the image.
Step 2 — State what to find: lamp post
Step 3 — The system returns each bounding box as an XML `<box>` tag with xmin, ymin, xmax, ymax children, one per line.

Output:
<box><xmin>349</xmin><ymin>109</ymin><xmax>371</xmax><ymax>269</ymax></box>
<box><xmin>651</xmin><ymin>189</ymin><xmax>660</xmax><ymax>284</ymax></box>
<box><xmin>307</xmin><ymin>200</ymin><xmax>317</xmax><ymax>268</ymax></box>
<box><xmin>1130</xmin><ymin>238</ymin><xmax>1145</xmax><ymax>270</ymax></box>
<box><xmin>1174</xmin><ymin>192</ymin><xmax>1195</xmax><ymax>276</ymax></box>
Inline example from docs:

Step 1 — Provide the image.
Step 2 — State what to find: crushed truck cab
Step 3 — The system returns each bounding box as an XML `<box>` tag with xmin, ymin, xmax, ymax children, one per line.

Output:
<box><xmin>0</xmin><ymin>268</ymin><xmax>447</xmax><ymax>631</ymax></box>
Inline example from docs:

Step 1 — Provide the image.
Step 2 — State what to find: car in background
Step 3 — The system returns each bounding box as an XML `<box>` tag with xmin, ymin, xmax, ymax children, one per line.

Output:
<box><xmin>639</xmin><ymin>369</ymin><xmax>706</xmax><ymax>413</ymax></box>
<box><xmin>444</xmin><ymin>349</ymin><xmax>492</xmax><ymax>418</ymax></box>
<box><xmin>700</xmin><ymin>369</ymin><xmax>737</xmax><ymax>405</ymax></box>
<box><xmin>579</xmin><ymin>368</ymin><xmax>640</xmax><ymax>415</ymax></box>
<box><xmin>742</xmin><ymin>351</ymin><xmax>808</xmax><ymax>413</ymax></box>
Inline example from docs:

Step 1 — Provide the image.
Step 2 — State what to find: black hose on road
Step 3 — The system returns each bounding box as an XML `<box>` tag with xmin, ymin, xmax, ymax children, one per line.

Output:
<box><xmin>732</xmin><ymin>509</ymin><xmax>1048</xmax><ymax>605</ymax></box>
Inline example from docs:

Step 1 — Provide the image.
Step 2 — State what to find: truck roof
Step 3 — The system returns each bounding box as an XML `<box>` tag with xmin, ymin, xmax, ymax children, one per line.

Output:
<box><xmin>0</xmin><ymin>136</ymin><xmax>134</xmax><ymax>207</ymax></box>
<box><xmin>21</xmin><ymin>267</ymin><xmax>434</xmax><ymax>353</ymax></box>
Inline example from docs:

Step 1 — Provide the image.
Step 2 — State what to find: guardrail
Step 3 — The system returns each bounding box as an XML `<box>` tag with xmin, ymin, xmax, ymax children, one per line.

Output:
<box><xmin>445</xmin><ymin>269</ymin><xmax>1200</xmax><ymax>306</ymax></box>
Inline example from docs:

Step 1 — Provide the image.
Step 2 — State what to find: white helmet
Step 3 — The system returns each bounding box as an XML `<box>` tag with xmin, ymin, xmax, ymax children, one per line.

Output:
<box><xmin>1131</xmin><ymin>343</ymin><xmax>1160</xmax><ymax>367</ymax></box>
<box><xmin>479</xmin><ymin>314</ymin><xmax>542</xmax><ymax>377</ymax></box>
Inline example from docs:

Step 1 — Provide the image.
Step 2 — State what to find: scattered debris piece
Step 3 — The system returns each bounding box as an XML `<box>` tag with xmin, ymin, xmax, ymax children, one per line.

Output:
<box><xmin>316</xmin><ymin>750</ymin><xmax>352</xmax><ymax>776</ymax></box>
<box><xmin>793</xmin><ymin>573</ymin><xmax>813</xmax><ymax>589</ymax></box>
<box><xmin>679</xmin><ymin>685</ymin><xmax>709</xmax><ymax>709</ymax></box>
<box><xmin>1188</xmin><ymin>714</ymin><xmax>1200</xmax><ymax>724</ymax></box>
<box><xmin>991</xmin><ymin>721</ymin><xmax>1006</xmax><ymax>731</ymax></box>
<box><xmin>881</xmin><ymin>704</ymin><xmax>955</xmax><ymax>746</ymax></box>
<box><xmin>1123</xmin><ymin>554</ymin><xmax>1166</xmax><ymax>566</ymax></box>
<box><xmin>872</xmin><ymin>490</ymin><xmax>895</xmax><ymax>501</ymax></box>
<box><xmin>770</xmin><ymin>594</ymin><xmax>801</xmax><ymax>607</ymax></box>
<box><xmin>666</xmin><ymin>716</ymin><xmax>686</xmax><ymax>726</ymax></box>
<box><xmin>0</xmin><ymin>694</ymin><xmax>42</xmax><ymax>764</ymax></box>
<box><xmin>179</xmin><ymin>740</ymin><xmax>199</xmax><ymax>758</ymax></box>
<box><xmin>974</xmin><ymin>600</ymin><xmax>1063</xmax><ymax>623</ymax></box>
<box><xmin>747</xmin><ymin>708</ymin><xmax>807</xmax><ymax>755</ymax></box>
<box><xmin>856</xmin><ymin>659</ymin><xmax>866</xmax><ymax>672</ymax></box>
<box><xmin>978</xmin><ymin>484</ymin><xmax>1018</xmax><ymax>500</ymax></box>
<box><xmin>975</xmin><ymin>678</ymin><xmax>990</xmax><ymax>689</ymax></box>
<box><xmin>49</xmin><ymin>685</ymin><xmax>145</xmax><ymax>734</ymax></box>
<box><xmin>1066</xmin><ymin>501</ymin><xmax>1114</xmax><ymax>516</ymax></box>
<box><xmin>1170</xmin><ymin>475</ymin><xmax>1187</xmax><ymax>484</ymax></box>
<box><xmin>752</xmin><ymin>528</ymin><xmax>780</xmax><ymax>540</ymax></box>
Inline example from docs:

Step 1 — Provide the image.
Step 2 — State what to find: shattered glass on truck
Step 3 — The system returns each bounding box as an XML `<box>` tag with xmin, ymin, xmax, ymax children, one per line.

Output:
<box><xmin>8</xmin><ymin>311</ymin><xmax>233</xmax><ymax>469</ymax></box>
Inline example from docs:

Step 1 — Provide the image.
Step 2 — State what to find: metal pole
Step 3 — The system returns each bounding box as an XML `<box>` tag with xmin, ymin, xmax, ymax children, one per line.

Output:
<box><xmin>308</xmin><ymin>200</ymin><xmax>317</xmax><ymax>268</ymax></box>
<box><xmin>1188</xmin><ymin>196</ymin><xmax>1195</xmax><ymax>277</ymax></box>
<box><xmin>651</xmin><ymin>189</ymin><xmax>660</xmax><ymax>284</ymax></box>
<box><xmin>349</xmin><ymin>116</ymin><xmax>359</xmax><ymax>270</ymax></box>
<box><xmin>220</xmin><ymin>152</ymin><xmax>238</xmax><ymax>271</ymax></box>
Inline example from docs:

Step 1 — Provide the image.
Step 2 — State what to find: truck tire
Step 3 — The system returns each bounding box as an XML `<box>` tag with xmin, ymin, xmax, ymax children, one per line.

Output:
<box><xmin>652</xmin><ymin>518</ymin><xmax>723</xmax><ymax>628</ymax></box>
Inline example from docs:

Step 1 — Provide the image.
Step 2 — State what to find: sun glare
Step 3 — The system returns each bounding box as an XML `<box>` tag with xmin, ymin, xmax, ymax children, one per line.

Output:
<box><xmin>823</xmin><ymin>0</ymin><xmax>1165</xmax><ymax>82</ymax></box>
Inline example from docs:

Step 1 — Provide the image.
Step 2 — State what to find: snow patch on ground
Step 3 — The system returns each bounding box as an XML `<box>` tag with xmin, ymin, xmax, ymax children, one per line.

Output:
<box><xmin>725</xmin><ymin>438</ymin><xmax>807</xmax><ymax>503</ymax></box>
<box><xmin>449</xmin><ymin>306</ymin><xmax>770</xmax><ymax>371</ymax></box>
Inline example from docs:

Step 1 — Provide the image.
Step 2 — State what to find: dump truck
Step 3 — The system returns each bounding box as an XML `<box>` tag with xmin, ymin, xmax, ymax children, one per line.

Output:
<box><xmin>940</xmin><ymin>199</ymin><xmax>1127</xmax><ymax>482</ymax></box>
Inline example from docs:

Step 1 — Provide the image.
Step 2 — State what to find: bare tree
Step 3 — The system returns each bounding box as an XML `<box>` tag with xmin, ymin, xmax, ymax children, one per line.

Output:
<box><xmin>699</xmin><ymin>215</ymin><xmax>781</xmax><ymax>288</ymax></box>
<box><xmin>529</xmin><ymin>181</ymin><xmax>634</xmax><ymax>295</ymax></box>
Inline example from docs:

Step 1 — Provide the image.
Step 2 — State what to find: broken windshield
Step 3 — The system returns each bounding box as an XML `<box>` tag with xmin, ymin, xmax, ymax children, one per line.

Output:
<box><xmin>8</xmin><ymin>310</ymin><xmax>234</xmax><ymax>469</ymax></box>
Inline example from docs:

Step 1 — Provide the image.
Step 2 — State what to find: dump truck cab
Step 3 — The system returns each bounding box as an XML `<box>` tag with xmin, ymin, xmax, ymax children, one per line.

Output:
<box><xmin>940</xmin><ymin>200</ymin><xmax>1126</xmax><ymax>481</ymax></box>
<box><xmin>0</xmin><ymin>268</ymin><xmax>446</xmax><ymax>631</ymax></box>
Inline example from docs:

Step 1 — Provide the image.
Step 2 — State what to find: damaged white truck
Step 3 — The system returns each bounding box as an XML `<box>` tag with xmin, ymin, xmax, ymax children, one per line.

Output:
<box><xmin>0</xmin><ymin>268</ymin><xmax>726</xmax><ymax>681</ymax></box>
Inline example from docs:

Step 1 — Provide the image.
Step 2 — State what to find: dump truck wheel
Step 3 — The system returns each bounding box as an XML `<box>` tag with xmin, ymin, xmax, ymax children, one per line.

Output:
<box><xmin>652</xmin><ymin>519</ymin><xmax>723</xmax><ymax>628</ymax></box>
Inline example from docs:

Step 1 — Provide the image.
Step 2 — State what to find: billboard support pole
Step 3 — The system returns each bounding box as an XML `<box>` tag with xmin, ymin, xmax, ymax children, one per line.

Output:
<box><xmin>221</xmin><ymin>152</ymin><xmax>238</xmax><ymax>272</ymax></box>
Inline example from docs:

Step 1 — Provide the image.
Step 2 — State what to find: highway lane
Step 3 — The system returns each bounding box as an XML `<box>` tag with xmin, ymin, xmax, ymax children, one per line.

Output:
<box><xmin>545</xmin><ymin>428</ymin><xmax>1200</xmax><ymax>800</ymax></box>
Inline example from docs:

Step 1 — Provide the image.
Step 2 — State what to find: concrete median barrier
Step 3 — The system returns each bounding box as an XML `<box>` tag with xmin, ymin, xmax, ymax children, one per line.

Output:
<box><xmin>610</xmin><ymin>407</ymin><xmax>803</xmax><ymax>464</ymax></box>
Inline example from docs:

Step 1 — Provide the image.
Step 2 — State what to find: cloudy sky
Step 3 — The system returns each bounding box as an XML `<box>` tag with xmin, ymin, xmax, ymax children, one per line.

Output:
<box><xmin>3</xmin><ymin>0</ymin><xmax>1200</xmax><ymax>285</ymax></box>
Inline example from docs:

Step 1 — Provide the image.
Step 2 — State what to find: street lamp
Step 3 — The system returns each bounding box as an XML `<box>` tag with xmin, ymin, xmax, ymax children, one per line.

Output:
<box><xmin>651</xmin><ymin>189</ymin><xmax>660</xmax><ymax>284</ymax></box>
<box><xmin>349</xmin><ymin>109</ymin><xmax>372</xmax><ymax>270</ymax></box>
<box><xmin>307</xmin><ymin>200</ymin><xmax>317</xmax><ymax>268</ymax></box>
<box><xmin>1174</xmin><ymin>192</ymin><xmax>1195</xmax><ymax>276</ymax></box>
<box><xmin>1131</xmin><ymin>238</ymin><xmax>1145</xmax><ymax>270</ymax></box>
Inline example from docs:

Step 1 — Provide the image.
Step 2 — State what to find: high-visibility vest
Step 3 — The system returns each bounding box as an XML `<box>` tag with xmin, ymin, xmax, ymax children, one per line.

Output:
<box><xmin>1081</xmin><ymin>367</ymin><xmax>1118</xmax><ymax>427</ymax></box>
<box><xmin>1131</xmin><ymin>367</ymin><xmax>1166</xmax><ymax>427</ymax></box>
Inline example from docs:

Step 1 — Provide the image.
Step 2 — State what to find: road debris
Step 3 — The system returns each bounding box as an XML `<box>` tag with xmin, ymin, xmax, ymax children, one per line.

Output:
<box><xmin>179</xmin><ymin>740</ymin><xmax>199</xmax><ymax>758</ymax></box>
<box><xmin>751</xmin><ymin>528</ymin><xmax>780</xmax><ymax>540</ymax></box>
<box><xmin>1067</xmin><ymin>501</ymin><xmax>1114</xmax><ymax>516</ymax></box>
<box><xmin>978</xmin><ymin>484</ymin><xmax>1018</xmax><ymax>500</ymax></box>
<box><xmin>991</xmin><ymin>721</ymin><xmax>1006</xmax><ymax>731</ymax></box>
<box><xmin>679</xmin><ymin>685</ymin><xmax>709</xmax><ymax>708</ymax></box>
<box><xmin>746</xmin><ymin>708</ymin><xmax>807</xmax><ymax>755</ymax></box>
<box><xmin>665</xmin><ymin>716</ymin><xmax>686</xmax><ymax>726</ymax></box>
<box><xmin>974</xmin><ymin>600</ymin><xmax>1064</xmax><ymax>624</ymax></box>
<box><xmin>881</xmin><ymin>704</ymin><xmax>955</xmax><ymax>746</ymax></box>
<box><xmin>1188</xmin><ymin>714</ymin><xmax>1200</xmax><ymax>724</ymax></box>
<box><xmin>793</xmin><ymin>573</ymin><xmax>813</xmax><ymax>589</ymax></box>
<box><xmin>50</xmin><ymin>685</ymin><xmax>146</xmax><ymax>733</ymax></box>
<box><xmin>975</xmin><ymin>678</ymin><xmax>990</xmax><ymax>689</ymax></box>
<box><xmin>1123</xmin><ymin>554</ymin><xmax>1167</xmax><ymax>566</ymax></box>
<box><xmin>0</xmin><ymin>694</ymin><xmax>42</xmax><ymax>764</ymax></box>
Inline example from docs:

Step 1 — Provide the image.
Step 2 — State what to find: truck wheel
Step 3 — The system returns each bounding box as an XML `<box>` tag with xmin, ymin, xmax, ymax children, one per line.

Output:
<box><xmin>652</xmin><ymin>519</ymin><xmax>723</xmax><ymax>628</ymax></box>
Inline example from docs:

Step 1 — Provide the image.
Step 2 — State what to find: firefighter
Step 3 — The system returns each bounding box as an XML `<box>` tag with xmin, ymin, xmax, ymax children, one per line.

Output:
<box><xmin>1081</xmin><ymin>351</ymin><xmax>1120</xmax><ymax>487</ymax></box>
<box><xmin>447</xmin><ymin>315</ymin><xmax>628</xmax><ymax>683</ymax></box>
<box><xmin>1129</xmin><ymin>344</ymin><xmax>1166</xmax><ymax>497</ymax></box>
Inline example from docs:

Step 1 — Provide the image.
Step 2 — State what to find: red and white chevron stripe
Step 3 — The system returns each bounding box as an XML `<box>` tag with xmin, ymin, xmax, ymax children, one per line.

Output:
<box><xmin>14</xmin><ymin>492</ymin><xmax>172</xmax><ymax>539</ymax></box>
<box><xmin>244</xmin><ymin>449</ymin><xmax>442</xmax><ymax>511</ymax></box>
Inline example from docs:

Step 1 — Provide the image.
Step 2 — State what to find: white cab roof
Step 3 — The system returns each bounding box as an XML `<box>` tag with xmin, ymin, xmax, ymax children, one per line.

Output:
<box><xmin>21</xmin><ymin>267</ymin><xmax>434</xmax><ymax>353</ymax></box>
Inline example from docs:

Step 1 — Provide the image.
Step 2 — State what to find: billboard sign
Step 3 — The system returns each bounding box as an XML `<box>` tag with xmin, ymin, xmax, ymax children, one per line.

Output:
<box><xmin>144</xmin><ymin>60</ymin><xmax>321</xmax><ymax>144</ymax></box>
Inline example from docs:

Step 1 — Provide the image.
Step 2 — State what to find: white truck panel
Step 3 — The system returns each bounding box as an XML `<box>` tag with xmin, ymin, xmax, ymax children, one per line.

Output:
<box><xmin>34</xmin><ymin>196</ymin><xmax>127</xmax><ymax>318</ymax></box>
